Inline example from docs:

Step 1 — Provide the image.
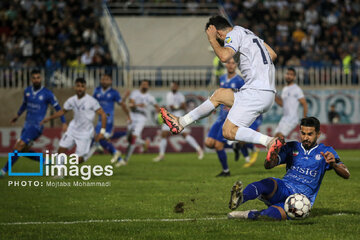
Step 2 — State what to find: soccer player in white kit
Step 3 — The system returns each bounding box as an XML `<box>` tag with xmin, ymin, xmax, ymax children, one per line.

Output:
<box><xmin>41</xmin><ymin>77</ymin><xmax>107</xmax><ymax>165</ymax></box>
<box><xmin>153</xmin><ymin>82</ymin><xmax>204</xmax><ymax>162</ymax></box>
<box><xmin>161</xmin><ymin>15</ymin><xmax>284</xmax><ymax>161</ymax></box>
<box><xmin>274</xmin><ymin>68</ymin><xmax>308</xmax><ymax>138</ymax></box>
<box><xmin>116</xmin><ymin>80</ymin><xmax>160</xmax><ymax>166</ymax></box>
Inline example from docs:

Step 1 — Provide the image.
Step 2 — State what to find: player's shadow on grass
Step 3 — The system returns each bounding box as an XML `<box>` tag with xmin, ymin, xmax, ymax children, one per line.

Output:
<box><xmin>310</xmin><ymin>207</ymin><xmax>360</xmax><ymax>217</ymax></box>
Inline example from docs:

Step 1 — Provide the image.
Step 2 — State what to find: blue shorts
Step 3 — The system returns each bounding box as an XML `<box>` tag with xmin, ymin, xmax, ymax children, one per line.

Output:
<box><xmin>250</xmin><ymin>115</ymin><xmax>263</xmax><ymax>130</ymax></box>
<box><xmin>20</xmin><ymin>124</ymin><xmax>43</xmax><ymax>144</ymax></box>
<box><xmin>95</xmin><ymin>121</ymin><xmax>113</xmax><ymax>135</ymax></box>
<box><xmin>207</xmin><ymin>118</ymin><xmax>226</xmax><ymax>143</ymax></box>
<box><xmin>262</xmin><ymin>178</ymin><xmax>297</xmax><ymax>209</ymax></box>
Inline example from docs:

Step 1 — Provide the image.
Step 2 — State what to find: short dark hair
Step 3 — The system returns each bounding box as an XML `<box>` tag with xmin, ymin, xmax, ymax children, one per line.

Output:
<box><xmin>300</xmin><ymin>117</ymin><xmax>320</xmax><ymax>132</ymax></box>
<box><xmin>75</xmin><ymin>77</ymin><xmax>86</xmax><ymax>84</ymax></box>
<box><xmin>287</xmin><ymin>67</ymin><xmax>296</xmax><ymax>75</ymax></box>
<box><xmin>31</xmin><ymin>69</ymin><xmax>41</xmax><ymax>75</ymax></box>
<box><xmin>205</xmin><ymin>15</ymin><xmax>231</xmax><ymax>31</ymax></box>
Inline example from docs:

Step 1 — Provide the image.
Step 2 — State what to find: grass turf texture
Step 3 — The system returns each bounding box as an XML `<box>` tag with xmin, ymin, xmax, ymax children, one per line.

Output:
<box><xmin>0</xmin><ymin>150</ymin><xmax>359</xmax><ymax>240</ymax></box>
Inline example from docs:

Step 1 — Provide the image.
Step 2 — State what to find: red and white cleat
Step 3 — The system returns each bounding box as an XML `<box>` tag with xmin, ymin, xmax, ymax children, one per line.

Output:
<box><xmin>160</xmin><ymin>108</ymin><xmax>184</xmax><ymax>134</ymax></box>
<box><xmin>266</xmin><ymin>137</ymin><xmax>285</xmax><ymax>162</ymax></box>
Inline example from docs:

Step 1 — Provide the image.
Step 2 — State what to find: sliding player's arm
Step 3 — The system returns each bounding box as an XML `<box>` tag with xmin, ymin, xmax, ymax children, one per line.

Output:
<box><xmin>206</xmin><ymin>25</ymin><xmax>235</xmax><ymax>63</ymax></box>
<box><xmin>321</xmin><ymin>151</ymin><xmax>350</xmax><ymax>179</ymax></box>
<box><xmin>264</xmin><ymin>143</ymin><xmax>290</xmax><ymax>169</ymax></box>
<box><xmin>264</xmin><ymin>42</ymin><xmax>277</xmax><ymax>61</ymax></box>
<box><xmin>299</xmin><ymin>98</ymin><xmax>308</xmax><ymax>117</ymax></box>
<box><xmin>95</xmin><ymin>107</ymin><xmax>107</xmax><ymax>141</ymax></box>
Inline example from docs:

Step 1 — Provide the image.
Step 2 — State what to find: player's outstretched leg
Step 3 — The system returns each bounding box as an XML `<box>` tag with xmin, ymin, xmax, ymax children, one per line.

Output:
<box><xmin>228</xmin><ymin>206</ymin><xmax>286</xmax><ymax>220</ymax></box>
<box><xmin>229</xmin><ymin>178</ymin><xmax>276</xmax><ymax>210</ymax></box>
<box><xmin>161</xmin><ymin>89</ymin><xmax>234</xmax><ymax>134</ymax></box>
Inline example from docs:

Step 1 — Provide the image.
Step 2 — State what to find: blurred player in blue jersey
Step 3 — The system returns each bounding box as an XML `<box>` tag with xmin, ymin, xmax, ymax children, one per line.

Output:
<box><xmin>228</xmin><ymin>117</ymin><xmax>350</xmax><ymax>220</ymax></box>
<box><xmin>235</xmin><ymin>115</ymin><xmax>263</xmax><ymax>168</ymax></box>
<box><xmin>93</xmin><ymin>73</ymin><xmax>130</xmax><ymax>163</ymax></box>
<box><xmin>0</xmin><ymin>69</ymin><xmax>66</xmax><ymax>177</ymax></box>
<box><xmin>205</xmin><ymin>58</ymin><xmax>245</xmax><ymax>177</ymax></box>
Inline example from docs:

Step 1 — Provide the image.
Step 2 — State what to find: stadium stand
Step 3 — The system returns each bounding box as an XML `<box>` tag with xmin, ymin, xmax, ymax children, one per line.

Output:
<box><xmin>0</xmin><ymin>0</ymin><xmax>113</xmax><ymax>68</ymax></box>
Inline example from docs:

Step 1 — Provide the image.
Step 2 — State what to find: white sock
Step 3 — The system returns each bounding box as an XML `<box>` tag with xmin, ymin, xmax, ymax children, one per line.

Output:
<box><xmin>235</xmin><ymin>126</ymin><xmax>272</xmax><ymax>147</ymax></box>
<box><xmin>125</xmin><ymin>144</ymin><xmax>136</xmax><ymax>162</ymax></box>
<box><xmin>179</xmin><ymin>99</ymin><xmax>215</xmax><ymax>127</ymax></box>
<box><xmin>185</xmin><ymin>135</ymin><xmax>201</xmax><ymax>151</ymax></box>
<box><xmin>245</xmin><ymin>156</ymin><xmax>250</xmax><ymax>163</ymax></box>
<box><xmin>159</xmin><ymin>138</ymin><xmax>167</xmax><ymax>155</ymax></box>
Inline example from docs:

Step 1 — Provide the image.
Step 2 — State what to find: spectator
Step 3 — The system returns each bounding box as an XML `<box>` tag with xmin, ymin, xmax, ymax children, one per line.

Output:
<box><xmin>81</xmin><ymin>49</ymin><xmax>92</xmax><ymax>66</ymax></box>
<box><xmin>328</xmin><ymin>104</ymin><xmax>340</xmax><ymax>123</ymax></box>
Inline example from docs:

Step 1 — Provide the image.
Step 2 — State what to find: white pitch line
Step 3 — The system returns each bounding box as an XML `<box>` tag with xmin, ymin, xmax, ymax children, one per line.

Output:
<box><xmin>0</xmin><ymin>217</ymin><xmax>228</xmax><ymax>226</ymax></box>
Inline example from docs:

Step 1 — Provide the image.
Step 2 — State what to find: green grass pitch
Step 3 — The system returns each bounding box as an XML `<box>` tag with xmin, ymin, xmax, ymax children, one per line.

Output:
<box><xmin>0</xmin><ymin>150</ymin><xmax>359</xmax><ymax>240</ymax></box>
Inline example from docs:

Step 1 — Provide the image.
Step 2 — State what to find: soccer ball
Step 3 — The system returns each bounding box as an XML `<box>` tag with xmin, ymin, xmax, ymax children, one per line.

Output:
<box><xmin>284</xmin><ymin>193</ymin><xmax>311</xmax><ymax>220</ymax></box>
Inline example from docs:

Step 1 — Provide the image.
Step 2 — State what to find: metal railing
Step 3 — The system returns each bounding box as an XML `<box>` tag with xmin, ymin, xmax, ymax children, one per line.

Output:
<box><xmin>0</xmin><ymin>66</ymin><xmax>359</xmax><ymax>89</ymax></box>
<box><xmin>101</xmin><ymin>3</ymin><xmax>130</xmax><ymax>69</ymax></box>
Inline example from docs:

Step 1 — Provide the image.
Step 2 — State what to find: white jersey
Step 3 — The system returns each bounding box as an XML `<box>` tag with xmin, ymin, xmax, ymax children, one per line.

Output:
<box><xmin>129</xmin><ymin>89</ymin><xmax>157</xmax><ymax>120</ymax></box>
<box><xmin>224</xmin><ymin>26</ymin><xmax>276</xmax><ymax>92</ymax></box>
<box><xmin>166</xmin><ymin>91</ymin><xmax>185</xmax><ymax>117</ymax></box>
<box><xmin>63</xmin><ymin>94</ymin><xmax>101</xmax><ymax>138</ymax></box>
<box><xmin>281</xmin><ymin>84</ymin><xmax>305</xmax><ymax>123</ymax></box>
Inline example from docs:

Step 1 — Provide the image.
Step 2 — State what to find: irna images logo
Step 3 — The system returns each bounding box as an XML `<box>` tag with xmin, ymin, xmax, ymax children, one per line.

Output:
<box><xmin>8</xmin><ymin>150</ymin><xmax>113</xmax><ymax>180</ymax></box>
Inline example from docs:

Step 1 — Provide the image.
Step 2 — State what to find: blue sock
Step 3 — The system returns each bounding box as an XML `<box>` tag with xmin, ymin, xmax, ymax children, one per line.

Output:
<box><xmin>259</xmin><ymin>206</ymin><xmax>283</xmax><ymax>220</ymax></box>
<box><xmin>248</xmin><ymin>207</ymin><xmax>283</xmax><ymax>220</ymax></box>
<box><xmin>99</xmin><ymin>139</ymin><xmax>116</xmax><ymax>155</ymax></box>
<box><xmin>110</xmin><ymin>131</ymin><xmax>127</xmax><ymax>140</ymax></box>
<box><xmin>242</xmin><ymin>178</ymin><xmax>275</xmax><ymax>203</ymax></box>
<box><xmin>240</xmin><ymin>146</ymin><xmax>249</xmax><ymax>157</ymax></box>
<box><xmin>246</xmin><ymin>143</ymin><xmax>254</xmax><ymax>151</ymax></box>
<box><xmin>216</xmin><ymin>149</ymin><xmax>228</xmax><ymax>171</ymax></box>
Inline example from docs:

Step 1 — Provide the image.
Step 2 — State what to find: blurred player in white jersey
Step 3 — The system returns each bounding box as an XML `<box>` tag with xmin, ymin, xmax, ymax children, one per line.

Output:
<box><xmin>153</xmin><ymin>82</ymin><xmax>204</xmax><ymax>162</ymax></box>
<box><xmin>41</xmin><ymin>78</ymin><xmax>107</xmax><ymax>172</ymax></box>
<box><xmin>161</xmin><ymin>15</ymin><xmax>284</xmax><ymax>161</ymax></box>
<box><xmin>116</xmin><ymin>80</ymin><xmax>159</xmax><ymax>167</ymax></box>
<box><xmin>274</xmin><ymin>68</ymin><xmax>308</xmax><ymax>138</ymax></box>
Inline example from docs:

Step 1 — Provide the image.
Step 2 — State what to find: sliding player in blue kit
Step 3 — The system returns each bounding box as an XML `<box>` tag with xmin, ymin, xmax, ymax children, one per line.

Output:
<box><xmin>93</xmin><ymin>73</ymin><xmax>130</xmax><ymax>163</ymax></box>
<box><xmin>0</xmin><ymin>69</ymin><xmax>66</xmax><ymax>177</ymax></box>
<box><xmin>228</xmin><ymin>117</ymin><xmax>350</xmax><ymax>220</ymax></box>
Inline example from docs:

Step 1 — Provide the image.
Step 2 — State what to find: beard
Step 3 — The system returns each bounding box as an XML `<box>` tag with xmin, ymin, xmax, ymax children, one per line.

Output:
<box><xmin>33</xmin><ymin>83</ymin><xmax>41</xmax><ymax>90</ymax></box>
<box><xmin>302</xmin><ymin>139</ymin><xmax>317</xmax><ymax>150</ymax></box>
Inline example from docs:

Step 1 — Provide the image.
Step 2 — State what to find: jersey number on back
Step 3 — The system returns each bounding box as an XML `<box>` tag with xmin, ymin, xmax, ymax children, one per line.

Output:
<box><xmin>252</xmin><ymin>38</ymin><xmax>268</xmax><ymax>64</ymax></box>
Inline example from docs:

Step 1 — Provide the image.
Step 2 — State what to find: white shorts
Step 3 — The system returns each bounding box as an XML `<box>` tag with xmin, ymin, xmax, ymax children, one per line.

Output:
<box><xmin>161</xmin><ymin>123</ymin><xmax>190</xmax><ymax>133</ymax></box>
<box><xmin>128</xmin><ymin>117</ymin><xmax>146</xmax><ymax>137</ymax></box>
<box><xmin>274</xmin><ymin>118</ymin><xmax>298</xmax><ymax>137</ymax></box>
<box><xmin>227</xmin><ymin>88</ymin><xmax>275</xmax><ymax>127</ymax></box>
<box><xmin>59</xmin><ymin>131</ymin><xmax>92</xmax><ymax>157</ymax></box>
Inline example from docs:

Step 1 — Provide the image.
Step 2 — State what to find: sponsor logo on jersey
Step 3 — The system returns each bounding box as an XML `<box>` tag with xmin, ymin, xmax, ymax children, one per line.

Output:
<box><xmin>225</xmin><ymin>36</ymin><xmax>232</xmax><ymax>44</ymax></box>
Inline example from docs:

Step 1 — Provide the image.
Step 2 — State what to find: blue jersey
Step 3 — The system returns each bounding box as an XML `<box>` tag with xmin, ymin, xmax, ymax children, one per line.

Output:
<box><xmin>18</xmin><ymin>86</ymin><xmax>63</xmax><ymax>127</ymax></box>
<box><xmin>218</xmin><ymin>74</ymin><xmax>245</xmax><ymax>120</ymax></box>
<box><xmin>277</xmin><ymin>141</ymin><xmax>341</xmax><ymax>205</ymax></box>
<box><xmin>93</xmin><ymin>87</ymin><xmax>122</xmax><ymax>123</ymax></box>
